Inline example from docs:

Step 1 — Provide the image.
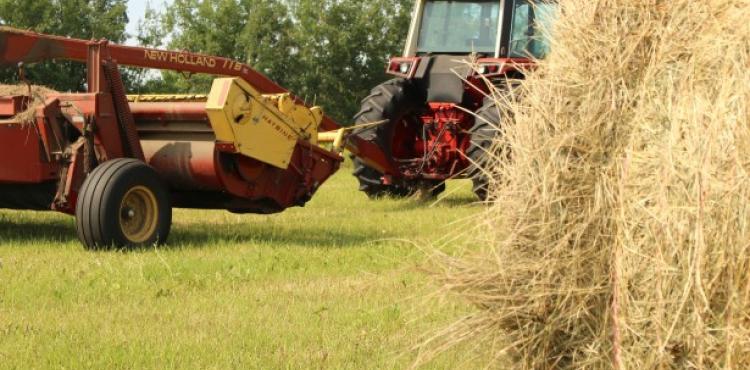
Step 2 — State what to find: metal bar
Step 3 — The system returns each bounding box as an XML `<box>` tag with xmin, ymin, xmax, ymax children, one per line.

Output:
<box><xmin>103</xmin><ymin>59</ymin><xmax>145</xmax><ymax>160</ymax></box>
<box><xmin>0</xmin><ymin>26</ymin><xmax>339</xmax><ymax>131</ymax></box>
<box><xmin>129</xmin><ymin>102</ymin><xmax>209</xmax><ymax>122</ymax></box>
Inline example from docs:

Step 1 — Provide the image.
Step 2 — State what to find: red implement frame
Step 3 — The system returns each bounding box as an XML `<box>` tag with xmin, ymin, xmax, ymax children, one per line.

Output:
<box><xmin>0</xmin><ymin>27</ymin><xmax>398</xmax><ymax>175</ymax></box>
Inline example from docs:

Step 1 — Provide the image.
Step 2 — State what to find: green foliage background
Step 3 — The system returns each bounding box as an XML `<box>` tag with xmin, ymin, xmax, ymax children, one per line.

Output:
<box><xmin>0</xmin><ymin>0</ymin><xmax>130</xmax><ymax>91</ymax></box>
<box><xmin>0</xmin><ymin>0</ymin><xmax>413</xmax><ymax>123</ymax></box>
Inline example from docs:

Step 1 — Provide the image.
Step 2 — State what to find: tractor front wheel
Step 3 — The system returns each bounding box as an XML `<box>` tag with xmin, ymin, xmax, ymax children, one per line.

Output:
<box><xmin>75</xmin><ymin>158</ymin><xmax>172</xmax><ymax>250</ymax></box>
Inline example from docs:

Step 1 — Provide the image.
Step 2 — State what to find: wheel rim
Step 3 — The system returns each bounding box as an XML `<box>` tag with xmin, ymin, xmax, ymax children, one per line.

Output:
<box><xmin>119</xmin><ymin>186</ymin><xmax>159</xmax><ymax>244</ymax></box>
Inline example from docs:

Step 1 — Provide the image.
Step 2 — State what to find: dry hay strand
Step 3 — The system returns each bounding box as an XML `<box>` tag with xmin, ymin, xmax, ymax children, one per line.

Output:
<box><xmin>426</xmin><ymin>0</ymin><xmax>750</xmax><ymax>368</ymax></box>
<box><xmin>0</xmin><ymin>83</ymin><xmax>57</xmax><ymax>123</ymax></box>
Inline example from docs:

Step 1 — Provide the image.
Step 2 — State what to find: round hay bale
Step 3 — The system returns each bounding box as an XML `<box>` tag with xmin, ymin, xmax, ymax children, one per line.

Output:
<box><xmin>429</xmin><ymin>0</ymin><xmax>750</xmax><ymax>368</ymax></box>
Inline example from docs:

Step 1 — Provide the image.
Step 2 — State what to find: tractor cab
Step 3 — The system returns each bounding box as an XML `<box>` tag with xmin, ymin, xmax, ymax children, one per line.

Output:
<box><xmin>404</xmin><ymin>0</ymin><xmax>556</xmax><ymax>58</ymax></box>
<box><xmin>386</xmin><ymin>0</ymin><xmax>556</xmax><ymax>86</ymax></box>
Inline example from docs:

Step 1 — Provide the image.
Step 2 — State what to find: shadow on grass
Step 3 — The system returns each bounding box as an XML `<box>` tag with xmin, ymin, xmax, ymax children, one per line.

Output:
<box><xmin>0</xmin><ymin>217</ymin><xmax>78</xmax><ymax>244</ymax></box>
<box><xmin>385</xmin><ymin>195</ymin><xmax>483</xmax><ymax>212</ymax></box>
<box><xmin>164</xmin><ymin>223</ymin><xmax>383</xmax><ymax>249</ymax></box>
<box><xmin>431</xmin><ymin>196</ymin><xmax>486</xmax><ymax>208</ymax></box>
<box><xmin>0</xmin><ymin>217</ymin><xmax>383</xmax><ymax>249</ymax></box>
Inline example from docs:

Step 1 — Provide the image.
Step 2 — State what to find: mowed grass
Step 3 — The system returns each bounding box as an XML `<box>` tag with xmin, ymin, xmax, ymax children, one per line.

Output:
<box><xmin>0</xmin><ymin>162</ymin><xmax>483</xmax><ymax>369</ymax></box>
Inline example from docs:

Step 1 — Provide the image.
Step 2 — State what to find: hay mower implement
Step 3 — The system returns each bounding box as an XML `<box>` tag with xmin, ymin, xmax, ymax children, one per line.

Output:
<box><xmin>0</xmin><ymin>27</ymin><xmax>395</xmax><ymax>249</ymax></box>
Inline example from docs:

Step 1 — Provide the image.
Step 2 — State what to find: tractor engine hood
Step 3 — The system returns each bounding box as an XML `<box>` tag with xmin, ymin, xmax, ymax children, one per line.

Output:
<box><xmin>412</xmin><ymin>55</ymin><xmax>474</xmax><ymax>104</ymax></box>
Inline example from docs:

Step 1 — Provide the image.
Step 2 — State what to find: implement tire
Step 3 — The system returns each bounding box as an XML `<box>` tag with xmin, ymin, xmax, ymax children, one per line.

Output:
<box><xmin>75</xmin><ymin>158</ymin><xmax>172</xmax><ymax>250</ymax></box>
<box><xmin>351</xmin><ymin>79</ymin><xmax>444</xmax><ymax>199</ymax></box>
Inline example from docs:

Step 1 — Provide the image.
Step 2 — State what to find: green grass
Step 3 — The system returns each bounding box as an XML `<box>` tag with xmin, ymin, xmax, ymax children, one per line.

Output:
<box><xmin>0</xmin><ymin>163</ymin><xmax>483</xmax><ymax>369</ymax></box>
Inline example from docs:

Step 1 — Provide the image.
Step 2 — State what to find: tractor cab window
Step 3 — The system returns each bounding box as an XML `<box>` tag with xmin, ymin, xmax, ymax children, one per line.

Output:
<box><xmin>509</xmin><ymin>0</ymin><xmax>556</xmax><ymax>59</ymax></box>
<box><xmin>417</xmin><ymin>1</ymin><xmax>501</xmax><ymax>55</ymax></box>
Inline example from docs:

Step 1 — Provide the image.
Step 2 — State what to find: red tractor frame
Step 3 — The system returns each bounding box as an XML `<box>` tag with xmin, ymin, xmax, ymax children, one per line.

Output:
<box><xmin>350</xmin><ymin>0</ymin><xmax>556</xmax><ymax>199</ymax></box>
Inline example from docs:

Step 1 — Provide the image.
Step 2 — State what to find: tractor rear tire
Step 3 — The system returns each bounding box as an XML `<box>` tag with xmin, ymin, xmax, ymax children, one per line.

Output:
<box><xmin>467</xmin><ymin>99</ymin><xmax>503</xmax><ymax>201</ymax></box>
<box><xmin>351</xmin><ymin>79</ymin><xmax>445</xmax><ymax>199</ymax></box>
<box><xmin>75</xmin><ymin>158</ymin><xmax>172</xmax><ymax>250</ymax></box>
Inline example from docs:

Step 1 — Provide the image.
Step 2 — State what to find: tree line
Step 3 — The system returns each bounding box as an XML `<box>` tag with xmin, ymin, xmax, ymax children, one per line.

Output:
<box><xmin>0</xmin><ymin>0</ymin><xmax>414</xmax><ymax>123</ymax></box>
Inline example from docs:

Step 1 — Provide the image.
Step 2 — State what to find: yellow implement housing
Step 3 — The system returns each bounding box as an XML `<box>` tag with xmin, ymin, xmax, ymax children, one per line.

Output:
<box><xmin>205</xmin><ymin>78</ymin><xmax>324</xmax><ymax>169</ymax></box>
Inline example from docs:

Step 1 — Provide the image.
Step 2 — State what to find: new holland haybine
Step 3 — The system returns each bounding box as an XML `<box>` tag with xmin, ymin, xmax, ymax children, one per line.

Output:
<box><xmin>0</xmin><ymin>27</ymin><xmax>392</xmax><ymax>249</ymax></box>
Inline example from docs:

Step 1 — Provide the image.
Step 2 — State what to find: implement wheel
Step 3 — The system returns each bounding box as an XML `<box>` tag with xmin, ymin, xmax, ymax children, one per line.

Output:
<box><xmin>75</xmin><ymin>158</ymin><xmax>172</xmax><ymax>250</ymax></box>
<box><xmin>351</xmin><ymin>79</ymin><xmax>445</xmax><ymax>199</ymax></box>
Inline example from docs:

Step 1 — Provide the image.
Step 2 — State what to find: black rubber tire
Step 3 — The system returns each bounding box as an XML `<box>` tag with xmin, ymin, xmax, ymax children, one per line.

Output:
<box><xmin>75</xmin><ymin>158</ymin><xmax>172</xmax><ymax>250</ymax></box>
<box><xmin>351</xmin><ymin>79</ymin><xmax>445</xmax><ymax>199</ymax></box>
<box><xmin>467</xmin><ymin>99</ymin><xmax>503</xmax><ymax>201</ymax></box>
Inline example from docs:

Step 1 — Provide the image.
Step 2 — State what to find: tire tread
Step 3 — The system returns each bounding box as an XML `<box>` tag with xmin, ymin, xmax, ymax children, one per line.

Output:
<box><xmin>75</xmin><ymin>158</ymin><xmax>171</xmax><ymax>250</ymax></box>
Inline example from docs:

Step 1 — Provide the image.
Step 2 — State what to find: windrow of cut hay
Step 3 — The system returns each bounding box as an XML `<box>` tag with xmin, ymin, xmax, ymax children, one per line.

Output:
<box><xmin>430</xmin><ymin>0</ymin><xmax>750</xmax><ymax>368</ymax></box>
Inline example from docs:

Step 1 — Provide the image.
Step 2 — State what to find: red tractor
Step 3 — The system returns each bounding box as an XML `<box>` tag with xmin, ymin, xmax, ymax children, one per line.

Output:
<box><xmin>351</xmin><ymin>0</ymin><xmax>556</xmax><ymax>200</ymax></box>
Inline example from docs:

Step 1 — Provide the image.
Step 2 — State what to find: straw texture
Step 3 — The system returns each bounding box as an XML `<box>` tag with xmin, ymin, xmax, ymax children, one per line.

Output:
<box><xmin>429</xmin><ymin>0</ymin><xmax>750</xmax><ymax>368</ymax></box>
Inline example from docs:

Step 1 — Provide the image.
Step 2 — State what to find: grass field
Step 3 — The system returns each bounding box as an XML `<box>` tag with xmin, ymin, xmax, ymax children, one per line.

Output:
<box><xmin>0</xmin><ymin>163</ymin><xmax>483</xmax><ymax>369</ymax></box>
